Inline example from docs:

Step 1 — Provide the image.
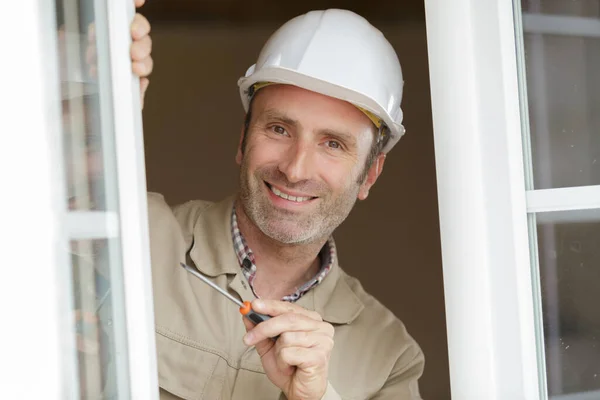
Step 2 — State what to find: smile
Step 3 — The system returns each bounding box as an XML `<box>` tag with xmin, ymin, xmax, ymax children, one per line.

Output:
<box><xmin>266</xmin><ymin>183</ymin><xmax>316</xmax><ymax>203</ymax></box>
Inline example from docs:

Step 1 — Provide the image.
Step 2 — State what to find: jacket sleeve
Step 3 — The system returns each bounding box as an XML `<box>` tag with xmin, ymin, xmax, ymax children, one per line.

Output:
<box><xmin>313</xmin><ymin>342</ymin><xmax>425</xmax><ymax>400</ymax></box>
<box><xmin>284</xmin><ymin>347</ymin><xmax>424</xmax><ymax>400</ymax></box>
<box><xmin>277</xmin><ymin>382</ymin><xmax>342</xmax><ymax>400</ymax></box>
<box><xmin>320</xmin><ymin>382</ymin><xmax>343</xmax><ymax>400</ymax></box>
<box><xmin>369</xmin><ymin>347</ymin><xmax>425</xmax><ymax>400</ymax></box>
<box><xmin>322</xmin><ymin>346</ymin><xmax>424</xmax><ymax>400</ymax></box>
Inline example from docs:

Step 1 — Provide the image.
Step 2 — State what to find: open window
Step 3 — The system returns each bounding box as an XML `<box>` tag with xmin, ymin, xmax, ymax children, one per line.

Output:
<box><xmin>2</xmin><ymin>1</ymin><xmax>158</xmax><ymax>398</ymax></box>
<box><xmin>427</xmin><ymin>0</ymin><xmax>600</xmax><ymax>398</ymax></box>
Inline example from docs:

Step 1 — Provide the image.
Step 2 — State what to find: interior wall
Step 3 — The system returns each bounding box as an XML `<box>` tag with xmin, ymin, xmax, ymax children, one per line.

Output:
<box><xmin>142</xmin><ymin>20</ymin><xmax>450</xmax><ymax>400</ymax></box>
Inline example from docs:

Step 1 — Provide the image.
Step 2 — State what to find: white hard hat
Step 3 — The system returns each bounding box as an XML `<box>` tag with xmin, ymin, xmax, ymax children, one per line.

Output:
<box><xmin>238</xmin><ymin>9</ymin><xmax>405</xmax><ymax>154</ymax></box>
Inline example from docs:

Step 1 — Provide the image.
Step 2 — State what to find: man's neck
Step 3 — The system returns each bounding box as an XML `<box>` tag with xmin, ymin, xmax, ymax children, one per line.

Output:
<box><xmin>235</xmin><ymin>202</ymin><xmax>327</xmax><ymax>300</ymax></box>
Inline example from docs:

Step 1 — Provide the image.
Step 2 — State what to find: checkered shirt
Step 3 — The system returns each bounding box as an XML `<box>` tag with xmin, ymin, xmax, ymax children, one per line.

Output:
<box><xmin>231</xmin><ymin>206</ymin><xmax>335</xmax><ymax>302</ymax></box>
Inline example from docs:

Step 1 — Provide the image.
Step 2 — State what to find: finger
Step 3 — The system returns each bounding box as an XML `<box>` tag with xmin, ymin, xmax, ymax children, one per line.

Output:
<box><xmin>131</xmin><ymin>34</ymin><xmax>152</xmax><ymax>62</ymax></box>
<box><xmin>242</xmin><ymin>315</ymin><xmax>254</xmax><ymax>332</ymax></box>
<box><xmin>134</xmin><ymin>0</ymin><xmax>146</xmax><ymax>8</ymax></box>
<box><xmin>131</xmin><ymin>13</ymin><xmax>151</xmax><ymax>40</ymax></box>
<box><xmin>274</xmin><ymin>348</ymin><xmax>296</xmax><ymax>377</ymax></box>
<box><xmin>243</xmin><ymin>313</ymin><xmax>327</xmax><ymax>346</ymax></box>
<box><xmin>276</xmin><ymin>346</ymin><xmax>329</xmax><ymax>371</ymax></box>
<box><xmin>252</xmin><ymin>299</ymin><xmax>323</xmax><ymax>321</ymax></box>
<box><xmin>132</xmin><ymin>56</ymin><xmax>154</xmax><ymax>78</ymax></box>
<box><xmin>276</xmin><ymin>330</ymin><xmax>328</xmax><ymax>350</ymax></box>
<box><xmin>139</xmin><ymin>78</ymin><xmax>149</xmax><ymax>109</ymax></box>
<box><xmin>274</xmin><ymin>331</ymin><xmax>334</xmax><ymax>372</ymax></box>
<box><xmin>242</xmin><ymin>315</ymin><xmax>277</xmax><ymax>358</ymax></box>
<box><xmin>140</xmin><ymin>77</ymin><xmax>150</xmax><ymax>94</ymax></box>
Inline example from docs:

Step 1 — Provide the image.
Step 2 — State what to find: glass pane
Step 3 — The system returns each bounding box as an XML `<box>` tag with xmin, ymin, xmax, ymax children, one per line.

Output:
<box><xmin>55</xmin><ymin>0</ymin><xmax>130</xmax><ymax>398</ymax></box>
<box><xmin>523</xmin><ymin>0</ymin><xmax>600</xmax><ymax>18</ymax></box>
<box><xmin>535</xmin><ymin>209</ymin><xmax>600</xmax><ymax>398</ymax></box>
<box><xmin>519</xmin><ymin>1</ymin><xmax>600</xmax><ymax>189</ymax></box>
<box><xmin>57</xmin><ymin>0</ymin><xmax>118</xmax><ymax>211</ymax></box>
<box><xmin>70</xmin><ymin>239</ymin><xmax>127</xmax><ymax>399</ymax></box>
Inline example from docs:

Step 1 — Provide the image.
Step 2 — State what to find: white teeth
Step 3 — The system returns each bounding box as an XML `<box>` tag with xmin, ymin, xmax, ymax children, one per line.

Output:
<box><xmin>272</xmin><ymin>186</ymin><xmax>288</xmax><ymax>199</ymax></box>
<box><xmin>270</xmin><ymin>186</ymin><xmax>311</xmax><ymax>202</ymax></box>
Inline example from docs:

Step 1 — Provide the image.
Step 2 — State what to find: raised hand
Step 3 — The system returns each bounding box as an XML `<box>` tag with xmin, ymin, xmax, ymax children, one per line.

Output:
<box><xmin>242</xmin><ymin>299</ymin><xmax>335</xmax><ymax>400</ymax></box>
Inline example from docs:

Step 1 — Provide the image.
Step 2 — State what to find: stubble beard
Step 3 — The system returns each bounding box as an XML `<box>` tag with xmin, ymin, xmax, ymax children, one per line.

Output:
<box><xmin>238</xmin><ymin>161</ymin><xmax>360</xmax><ymax>245</ymax></box>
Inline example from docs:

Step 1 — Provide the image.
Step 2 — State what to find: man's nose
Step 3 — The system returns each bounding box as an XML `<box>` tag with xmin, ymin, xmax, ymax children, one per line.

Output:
<box><xmin>278</xmin><ymin>140</ymin><xmax>314</xmax><ymax>183</ymax></box>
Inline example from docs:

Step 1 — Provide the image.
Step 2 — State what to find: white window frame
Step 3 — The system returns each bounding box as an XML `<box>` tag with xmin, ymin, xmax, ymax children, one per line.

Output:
<box><xmin>107</xmin><ymin>1</ymin><xmax>158</xmax><ymax>398</ymax></box>
<box><xmin>425</xmin><ymin>0</ymin><xmax>600</xmax><ymax>399</ymax></box>
<box><xmin>0</xmin><ymin>1</ymin><xmax>158</xmax><ymax>398</ymax></box>
<box><xmin>424</xmin><ymin>1</ymin><xmax>541</xmax><ymax>398</ymax></box>
<box><xmin>1</xmin><ymin>1</ymin><xmax>66</xmax><ymax>398</ymax></box>
<box><xmin>523</xmin><ymin>14</ymin><xmax>600</xmax><ymax>37</ymax></box>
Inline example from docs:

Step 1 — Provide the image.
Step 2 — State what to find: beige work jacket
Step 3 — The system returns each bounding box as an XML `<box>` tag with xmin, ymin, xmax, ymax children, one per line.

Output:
<box><xmin>148</xmin><ymin>193</ymin><xmax>424</xmax><ymax>400</ymax></box>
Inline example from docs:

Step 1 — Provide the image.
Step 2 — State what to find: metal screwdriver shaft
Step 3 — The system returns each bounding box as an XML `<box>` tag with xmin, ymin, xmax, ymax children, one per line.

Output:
<box><xmin>180</xmin><ymin>262</ymin><xmax>275</xmax><ymax>332</ymax></box>
<box><xmin>180</xmin><ymin>262</ymin><xmax>243</xmax><ymax>307</ymax></box>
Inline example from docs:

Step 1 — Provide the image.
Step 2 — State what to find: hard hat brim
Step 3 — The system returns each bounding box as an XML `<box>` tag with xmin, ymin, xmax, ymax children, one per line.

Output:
<box><xmin>238</xmin><ymin>66</ymin><xmax>404</xmax><ymax>154</ymax></box>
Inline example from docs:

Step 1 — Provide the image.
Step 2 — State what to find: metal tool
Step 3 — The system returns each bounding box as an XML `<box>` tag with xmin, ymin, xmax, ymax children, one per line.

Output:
<box><xmin>180</xmin><ymin>262</ymin><xmax>272</xmax><ymax>326</ymax></box>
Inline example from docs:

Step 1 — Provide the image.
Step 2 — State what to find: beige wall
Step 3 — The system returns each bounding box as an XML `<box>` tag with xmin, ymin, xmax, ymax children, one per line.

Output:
<box><xmin>142</xmin><ymin>21</ymin><xmax>450</xmax><ymax>399</ymax></box>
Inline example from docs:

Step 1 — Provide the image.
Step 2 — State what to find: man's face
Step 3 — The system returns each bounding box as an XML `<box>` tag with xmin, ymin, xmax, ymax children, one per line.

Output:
<box><xmin>236</xmin><ymin>85</ymin><xmax>384</xmax><ymax>245</ymax></box>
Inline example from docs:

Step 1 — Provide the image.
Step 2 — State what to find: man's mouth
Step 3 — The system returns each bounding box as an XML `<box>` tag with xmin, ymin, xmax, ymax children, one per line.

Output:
<box><xmin>265</xmin><ymin>182</ymin><xmax>317</xmax><ymax>203</ymax></box>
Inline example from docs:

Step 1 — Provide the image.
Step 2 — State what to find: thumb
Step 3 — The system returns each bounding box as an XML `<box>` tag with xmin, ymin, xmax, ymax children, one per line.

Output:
<box><xmin>139</xmin><ymin>78</ymin><xmax>149</xmax><ymax>109</ymax></box>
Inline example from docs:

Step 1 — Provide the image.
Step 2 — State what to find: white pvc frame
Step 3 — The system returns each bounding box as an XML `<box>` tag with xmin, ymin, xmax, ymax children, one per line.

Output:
<box><xmin>527</xmin><ymin>186</ymin><xmax>600</xmax><ymax>213</ymax></box>
<box><xmin>66</xmin><ymin>212</ymin><xmax>120</xmax><ymax>239</ymax></box>
<box><xmin>425</xmin><ymin>0</ymin><xmax>541</xmax><ymax>398</ymax></box>
<box><xmin>0</xmin><ymin>1</ymin><xmax>65</xmax><ymax>398</ymax></box>
<box><xmin>0</xmin><ymin>0</ymin><xmax>158</xmax><ymax>398</ymax></box>
<box><xmin>106</xmin><ymin>0</ymin><xmax>158</xmax><ymax>397</ymax></box>
<box><xmin>426</xmin><ymin>0</ymin><xmax>600</xmax><ymax>399</ymax></box>
<box><xmin>523</xmin><ymin>13</ymin><xmax>600</xmax><ymax>37</ymax></box>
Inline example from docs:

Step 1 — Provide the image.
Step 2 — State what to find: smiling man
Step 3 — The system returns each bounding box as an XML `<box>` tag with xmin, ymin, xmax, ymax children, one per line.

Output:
<box><xmin>147</xmin><ymin>9</ymin><xmax>424</xmax><ymax>400</ymax></box>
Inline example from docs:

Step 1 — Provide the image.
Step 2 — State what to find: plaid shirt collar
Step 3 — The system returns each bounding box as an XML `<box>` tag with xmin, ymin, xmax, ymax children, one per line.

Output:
<box><xmin>231</xmin><ymin>205</ymin><xmax>335</xmax><ymax>302</ymax></box>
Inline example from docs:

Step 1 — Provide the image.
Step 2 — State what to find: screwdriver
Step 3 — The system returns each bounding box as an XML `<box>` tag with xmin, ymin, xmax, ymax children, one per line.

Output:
<box><xmin>180</xmin><ymin>262</ymin><xmax>272</xmax><ymax>326</ymax></box>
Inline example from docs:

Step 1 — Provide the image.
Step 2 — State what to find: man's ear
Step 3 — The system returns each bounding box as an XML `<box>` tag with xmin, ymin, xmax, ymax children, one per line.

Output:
<box><xmin>358</xmin><ymin>153</ymin><xmax>386</xmax><ymax>200</ymax></box>
<box><xmin>236</xmin><ymin>124</ymin><xmax>245</xmax><ymax>165</ymax></box>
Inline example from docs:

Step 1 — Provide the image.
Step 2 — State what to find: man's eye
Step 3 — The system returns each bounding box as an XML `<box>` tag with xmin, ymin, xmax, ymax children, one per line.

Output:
<box><xmin>272</xmin><ymin>125</ymin><xmax>287</xmax><ymax>135</ymax></box>
<box><xmin>326</xmin><ymin>140</ymin><xmax>342</xmax><ymax>150</ymax></box>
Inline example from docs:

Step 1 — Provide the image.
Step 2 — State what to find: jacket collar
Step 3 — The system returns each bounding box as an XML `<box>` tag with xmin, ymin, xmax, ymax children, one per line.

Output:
<box><xmin>188</xmin><ymin>195</ymin><xmax>364</xmax><ymax>325</ymax></box>
<box><xmin>188</xmin><ymin>195</ymin><xmax>240</xmax><ymax>277</ymax></box>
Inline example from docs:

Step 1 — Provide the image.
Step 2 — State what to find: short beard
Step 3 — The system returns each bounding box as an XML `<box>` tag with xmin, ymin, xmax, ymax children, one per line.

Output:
<box><xmin>238</xmin><ymin>160</ymin><xmax>360</xmax><ymax>245</ymax></box>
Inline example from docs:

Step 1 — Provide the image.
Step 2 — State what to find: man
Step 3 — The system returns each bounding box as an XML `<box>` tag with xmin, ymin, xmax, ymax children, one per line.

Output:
<box><xmin>139</xmin><ymin>7</ymin><xmax>424</xmax><ymax>400</ymax></box>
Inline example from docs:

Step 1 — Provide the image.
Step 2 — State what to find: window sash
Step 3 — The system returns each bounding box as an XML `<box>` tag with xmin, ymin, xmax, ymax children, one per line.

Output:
<box><xmin>425</xmin><ymin>0</ymin><xmax>543</xmax><ymax>398</ymax></box>
<box><xmin>0</xmin><ymin>0</ymin><xmax>158</xmax><ymax>398</ymax></box>
<box><xmin>105</xmin><ymin>0</ymin><xmax>158</xmax><ymax>397</ymax></box>
<box><xmin>523</xmin><ymin>14</ymin><xmax>600</xmax><ymax>38</ymax></box>
<box><xmin>526</xmin><ymin>186</ymin><xmax>600</xmax><ymax>212</ymax></box>
<box><xmin>426</xmin><ymin>0</ymin><xmax>600</xmax><ymax>399</ymax></box>
<box><xmin>1</xmin><ymin>1</ymin><xmax>69</xmax><ymax>398</ymax></box>
<box><xmin>65</xmin><ymin>212</ymin><xmax>120</xmax><ymax>239</ymax></box>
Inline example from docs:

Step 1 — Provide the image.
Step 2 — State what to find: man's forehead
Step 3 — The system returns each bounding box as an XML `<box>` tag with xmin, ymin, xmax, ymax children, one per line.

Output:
<box><xmin>253</xmin><ymin>84</ymin><xmax>373</xmax><ymax>131</ymax></box>
<box><xmin>254</xmin><ymin>84</ymin><xmax>344</xmax><ymax>107</ymax></box>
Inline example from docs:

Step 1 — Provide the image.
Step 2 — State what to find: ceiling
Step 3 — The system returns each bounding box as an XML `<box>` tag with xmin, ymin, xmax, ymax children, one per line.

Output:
<box><xmin>140</xmin><ymin>0</ymin><xmax>425</xmax><ymax>24</ymax></box>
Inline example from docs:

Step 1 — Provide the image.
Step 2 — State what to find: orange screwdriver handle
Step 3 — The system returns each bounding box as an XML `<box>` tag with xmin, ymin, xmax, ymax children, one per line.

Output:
<box><xmin>239</xmin><ymin>300</ymin><xmax>272</xmax><ymax>325</ymax></box>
